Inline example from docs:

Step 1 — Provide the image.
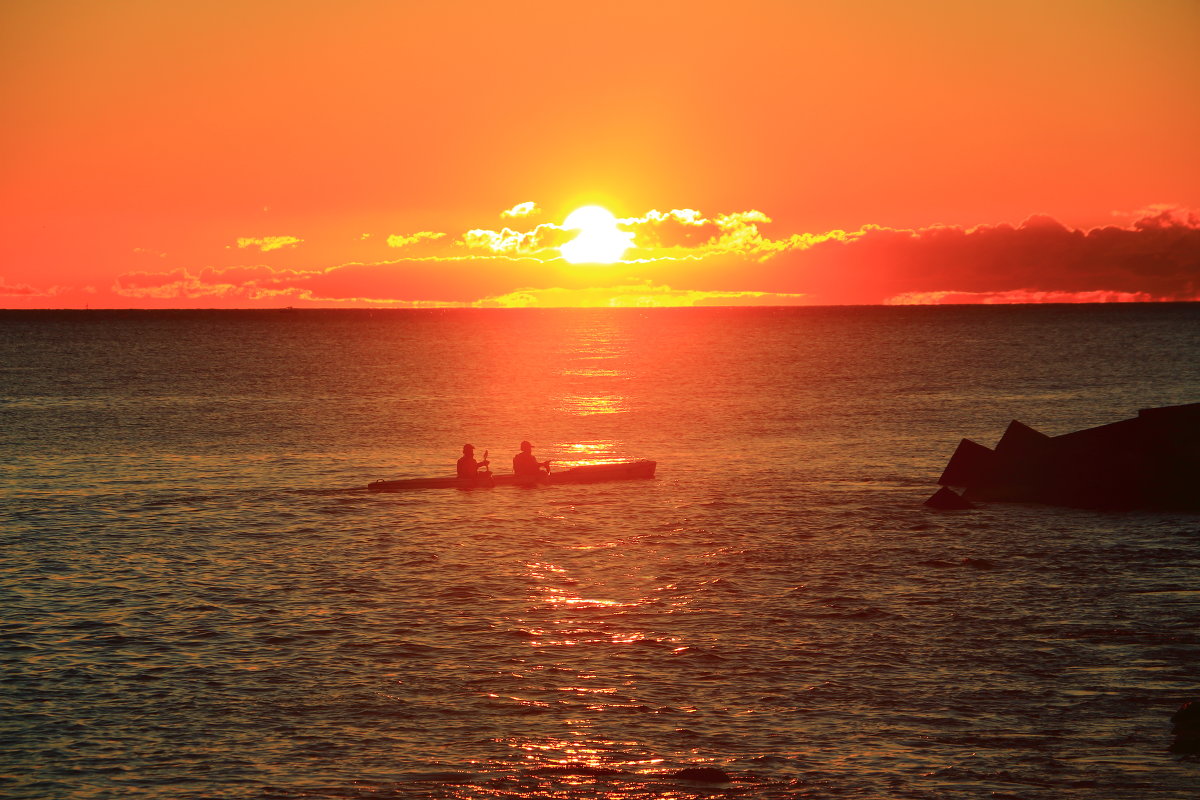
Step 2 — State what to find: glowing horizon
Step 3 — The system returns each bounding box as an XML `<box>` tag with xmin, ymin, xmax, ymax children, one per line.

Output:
<box><xmin>3</xmin><ymin>203</ymin><xmax>1196</xmax><ymax>309</ymax></box>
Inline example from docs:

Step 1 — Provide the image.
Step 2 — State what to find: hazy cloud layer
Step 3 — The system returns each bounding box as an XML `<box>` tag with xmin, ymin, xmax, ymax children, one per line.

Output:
<box><xmin>760</xmin><ymin>208</ymin><xmax>1200</xmax><ymax>305</ymax></box>
<box><xmin>12</xmin><ymin>206</ymin><xmax>1200</xmax><ymax>308</ymax></box>
<box><xmin>476</xmin><ymin>284</ymin><xmax>808</xmax><ymax>308</ymax></box>
<box><xmin>1</xmin><ymin>277</ymin><xmax>49</xmax><ymax>297</ymax></box>
<box><xmin>385</xmin><ymin>231</ymin><xmax>446</xmax><ymax>249</ymax></box>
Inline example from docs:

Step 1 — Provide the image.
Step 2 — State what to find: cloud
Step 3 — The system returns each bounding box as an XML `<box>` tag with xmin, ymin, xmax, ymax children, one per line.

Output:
<box><xmin>611</xmin><ymin>206</ymin><xmax>1200</xmax><ymax>304</ymax></box>
<box><xmin>235</xmin><ymin>235</ymin><xmax>303</xmax><ymax>252</ymax></box>
<box><xmin>475</xmin><ymin>283</ymin><xmax>809</xmax><ymax>308</ymax></box>
<box><xmin>385</xmin><ymin>231</ymin><xmax>446</xmax><ymax>248</ymax></box>
<box><xmin>459</xmin><ymin>223</ymin><xmax>571</xmax><ymax>256</ymax></box>
<box><xmin>617</xmin><ymin>208</ymin><xmax>856</xmax><ymax>262</ymax></box>
<box><xmin>112</xmin><ymin>265</ymin><xmax>327</xmax><ymax>301</ymax></box>
<box><xmin>501</xmin><ymin>201</ymin><xmax>540</xmax><ymax>218</ymax></box>
<box><xmin>0</xmin><ymin>277</ymin><xmax>47</xmax><ymax>296</ymax></box>
<box><xmin>1123</xmin><ymin>205</ymin><xmax>1200</xmax><ymax>230</ymax></box>
<box><xmin>601</xmin><ymin>207</ymin><xmax>1197</xmax><ymax>305</ymax></box>
<box><xmin>114</xmin><ymin>268</ymin><xmax>244</xmax><ymax>299</ymax></box>
<box><xmin>458</xmin><ymin>207</ymin><xmax>840</xmax><ymax>262</ymax></box>
<box><xmin>450</xmin><ymin>205</ymin><xmax>1196</xmax><ymax>305</ymax></box>
<box><xmin>49</xmin><ymin>205</ymin><xmax>1200</xmax><ymax>309</ymax></box>
<box><xmin>109</xmin><ymin>258</ymin><xmax>556</xmax><ymax>306</ymax></box>
<box><xmin>885</xmin><ymin>289</ymin><xmax>1159</xmax><ymax>305</ymax></box>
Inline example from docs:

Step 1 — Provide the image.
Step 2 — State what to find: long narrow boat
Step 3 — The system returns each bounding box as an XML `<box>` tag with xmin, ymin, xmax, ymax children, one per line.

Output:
<box><xmin>367</xmin><ymin>459</ymin><xmax>656</xmax><ymax>492</ymax></box>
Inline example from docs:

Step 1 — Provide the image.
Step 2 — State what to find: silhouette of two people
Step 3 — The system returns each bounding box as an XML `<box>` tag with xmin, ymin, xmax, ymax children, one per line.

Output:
<box><xmin>457</xmin><ymin>441</ymin><xmax>549</xmax><ymax>482</ymax></box>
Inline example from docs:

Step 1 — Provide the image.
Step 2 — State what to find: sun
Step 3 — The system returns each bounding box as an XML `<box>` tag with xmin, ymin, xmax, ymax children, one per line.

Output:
<box><xmin>559</xmin><ymin>206</ymin><xmax>634</xmax><ymax>264</ymax></box>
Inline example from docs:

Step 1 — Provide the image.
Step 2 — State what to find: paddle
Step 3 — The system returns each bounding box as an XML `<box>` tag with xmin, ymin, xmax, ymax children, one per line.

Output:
<box><xmin>477</xmin><ymin>443</ymin><xmax>492</xmax><ymax>482</ymax></box>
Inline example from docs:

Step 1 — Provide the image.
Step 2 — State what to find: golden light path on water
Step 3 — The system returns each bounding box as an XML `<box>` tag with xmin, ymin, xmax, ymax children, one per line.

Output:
<box><xmin>495</xmin><ymin>551</ymin><xmax>686</xmax><ymax>787</ymax></box>
<box><xmin>551</xmin><ymin>313</ymin><xmax>634</xmax><ymax>461</ymax></box>
<box><xmin>556</xmin><ymin>397</ymin><xmax>630</xmax><ymax>418</ymax></box>
<box><xmin>506</xmin><ymin>303</ymin><xmax>676</xmax><ymax>784</ymax></box>
<box><xmin>472</xmin><ymin>312</ymin><xmax>684</xmax><ymax>787</ymax></box>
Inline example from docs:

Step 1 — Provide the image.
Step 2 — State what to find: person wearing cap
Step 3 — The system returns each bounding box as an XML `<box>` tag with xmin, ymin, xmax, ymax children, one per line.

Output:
<box><xmin>456</xmin><ymin>444</ymin><xmax>490</xmax><ymax>480</ymax></box>
<box><xmin>512</xmin><ymin>440</ymin><xmax>550</xmax><ymax>479</ymax></box>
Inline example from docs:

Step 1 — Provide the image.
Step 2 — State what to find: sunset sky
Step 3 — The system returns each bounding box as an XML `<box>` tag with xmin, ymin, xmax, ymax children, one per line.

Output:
<box><xmin>3</xmin><ymin>0</ymin><xmax>1198</xmax><ymax>308</ymax></box>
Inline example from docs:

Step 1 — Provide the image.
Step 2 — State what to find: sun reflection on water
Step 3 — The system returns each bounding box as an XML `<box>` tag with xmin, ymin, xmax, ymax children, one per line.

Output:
<box><xmin>539</xmin><ymin>440</ymin><xmax>630</xmax><ymax>470</ymax></box>
<box><xmin>556</xmin><ymin>395</ymin><xmax>629</xmax><ymax>416</ymax></box>
<box><xmin>522</xmin><ymin>561</ymin><xmax>641</xmax><ymax>649</ymax></box>
<box><xmin>475</xmin><ymin>487</ymin><xmax>709</xmax><ymax>790</ymax></box>
<box><xmin>552</xmin><ymin>315</ymin><xmax>635</xmax><ymax>426</ymax></box>
<box><xmin>561</xmin><ymin>367</ymin><xmax>622</xmax><ymax>377</ymax></box>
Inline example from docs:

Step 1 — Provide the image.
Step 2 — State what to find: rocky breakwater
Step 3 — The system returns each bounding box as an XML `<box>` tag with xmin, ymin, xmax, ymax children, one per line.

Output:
<box><xmin>927</xmin><ymin>402</ymin><xmax>1200</xmax><ymax>511</ymax></box>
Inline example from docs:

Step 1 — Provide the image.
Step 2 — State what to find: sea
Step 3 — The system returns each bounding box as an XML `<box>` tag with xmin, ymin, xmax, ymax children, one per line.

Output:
<box><xmin>1</xmin><ymin>304</ymin><xmax>1198</xmax><ymax>800</ymax></box>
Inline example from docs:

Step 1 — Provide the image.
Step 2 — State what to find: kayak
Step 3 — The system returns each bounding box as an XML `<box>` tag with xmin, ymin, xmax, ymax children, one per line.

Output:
<box><xmin>367</xmin><ymin>459</ymin><xmax>656</xmax><ymax>492</ymax></box>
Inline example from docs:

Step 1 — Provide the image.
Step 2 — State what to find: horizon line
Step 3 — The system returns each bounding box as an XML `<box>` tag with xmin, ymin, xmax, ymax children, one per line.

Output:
<box><xmin>4</xmin><ymin>300</ymin><xmax>1198</xmax><ymax>312</ymax></box>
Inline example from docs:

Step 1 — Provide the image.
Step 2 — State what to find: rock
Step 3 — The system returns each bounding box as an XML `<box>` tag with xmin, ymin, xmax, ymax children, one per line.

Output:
<box><xmin>930</xmin><ymin>403</ymin><xmax>1200</xmax><ymax>511</ymax></box>
<box><xmin>938</xmin><ymin>438</ymin><xmax>994</xmax><ymax>488</ymax></box>
<box><xmin>924</xmin><ymin>486</ymin><xmax>973</xmax><ymax>510</ymax></box>
<box><xmin>672</xmin><ymin>767</ymin><xmax>731</xmax><ymax>783</ymax></box>
<box><xmin>1170</xmin><ymin>700</ymin><xmax>1200</xmax><ymax>754</ymax></box>
<box><xmin>960</xmin><ymin>419</ymin><xmax>1054</xmax><ymax>502</ymax></box>
<box><xmin>994</xmin><ymin>418</ymin><xmax>1053</xmax><ymax>457</ymax></box>
<box><xmin>1047</xmin><ymin>417</ymin><xmax>1145</xmax><ymax>507</ymax></box>
<box><xmin>1138</xmin><ymin>403</ymin><xmax>1200</xmax><ymax>509</ymax></box>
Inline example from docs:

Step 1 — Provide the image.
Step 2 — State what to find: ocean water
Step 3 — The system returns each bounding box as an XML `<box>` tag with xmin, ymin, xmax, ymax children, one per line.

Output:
<box><xmin>1</xmin><ymin>305</ymin><xmax>1198</xmax><ymax>799</ymax></box>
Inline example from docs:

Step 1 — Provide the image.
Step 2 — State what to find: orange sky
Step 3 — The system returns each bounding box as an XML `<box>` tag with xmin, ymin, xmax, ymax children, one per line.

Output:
<box><xmin>3</xmin><ymin>0</ymin><xmax>1199</xmax><ymax>308</ymax></box>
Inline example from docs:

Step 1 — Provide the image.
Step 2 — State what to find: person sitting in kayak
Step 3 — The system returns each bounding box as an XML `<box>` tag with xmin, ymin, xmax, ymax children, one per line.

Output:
<box><xmin>456</xmin><ymin>444</ymin><xmax>490</xmax><ymax>479</ymax></box>
<box><xmin>512</xmin><ymin>440</ymin><xmax>550</xmax><ymax>478</ymax></box>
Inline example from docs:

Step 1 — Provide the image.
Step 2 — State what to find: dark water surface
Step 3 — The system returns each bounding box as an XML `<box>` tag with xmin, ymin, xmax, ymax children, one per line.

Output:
<box><xmin>2</xmin><ymin>306</ymin><xmax>1198</xmax><ymax>799</ymax></box>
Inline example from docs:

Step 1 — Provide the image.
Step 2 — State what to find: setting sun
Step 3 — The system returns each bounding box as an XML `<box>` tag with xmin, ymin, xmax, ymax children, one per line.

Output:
<box><xmin>559</xmin><ymin>206</ymin><xmax>634</xmax><ymax>264</ymax></box>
